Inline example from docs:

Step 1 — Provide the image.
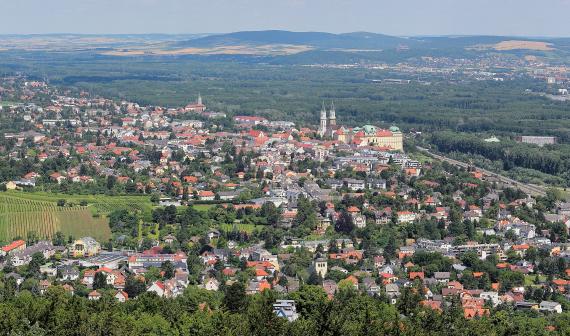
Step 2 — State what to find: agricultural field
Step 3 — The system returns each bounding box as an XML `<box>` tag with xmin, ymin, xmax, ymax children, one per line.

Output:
<box><xmin>0</xmin><ymin>191</ymin><xmax>153</xmax><ymax>243</ymax></box>
<box><xmin>0</xmin><ymin>209</ymin><xmax>111</xmax><ymax>243</ymax></box>
<box><xmin>2</xmin><ymin>191</ymin><xmax>153</xmax><ymax>215</ymax></box>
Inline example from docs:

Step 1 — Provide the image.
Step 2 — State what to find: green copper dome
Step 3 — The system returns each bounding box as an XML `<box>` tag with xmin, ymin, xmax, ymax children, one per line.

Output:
<box><xmin>363</xmin><ymin>125</ymin><xmax>377</xmax><ymax>135</ymax></box>
<box><xmin>389</xmin><ymin>126</ymin><xmax>400</xmax><ymax>132</ymax></box>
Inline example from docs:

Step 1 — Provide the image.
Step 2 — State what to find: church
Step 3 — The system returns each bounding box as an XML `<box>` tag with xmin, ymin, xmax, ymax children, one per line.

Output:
<box><xmin>184</xmin><ymin>94</ymin><xmax>206</xmax><ymax>113</ymax></box>
<box><xmin>318</xmin><ymin>102</ymin><xmax>403</xmax><ymax>151</ymax></box>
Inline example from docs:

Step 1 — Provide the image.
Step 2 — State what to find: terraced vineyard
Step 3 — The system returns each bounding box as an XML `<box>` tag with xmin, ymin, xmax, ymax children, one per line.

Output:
<box><xmin>1</xmin><ymin>192</ymin><xmax>153</xmax><ymax>214</ymax></box>
<box><xmin>89</xmin><ymin>197</ymin><xmax>152</xmax><ymax>214</ymax></box>
<box><xmin>0</xmin><ymin>192</ymin><xmax>153</xmax><ymax>243</ymax></box>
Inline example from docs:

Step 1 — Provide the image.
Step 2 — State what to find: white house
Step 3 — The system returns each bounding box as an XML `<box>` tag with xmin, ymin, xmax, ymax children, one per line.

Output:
<box><xmin>147</xmin><ymin>281</ymin><xmax>166</xmax><ymax>297</ymax></box>
<box><xmin>202</xmin><ymin>278</ymin><xmax>220</xmax><ymax>291</ymax></box>
<box><xmin>480</xmin><ymin>291</ymin><xmax>500</xmax><ymax>307</ymax></box>
<box><xmin>540</xmin><ymin>301</ymin><xmax>562</xmax><ymax>314</ymax></box>
<box><xmin>114</xmin><ymin>290</ymin><xmax>128</xmax><ymax>302</ymax></box>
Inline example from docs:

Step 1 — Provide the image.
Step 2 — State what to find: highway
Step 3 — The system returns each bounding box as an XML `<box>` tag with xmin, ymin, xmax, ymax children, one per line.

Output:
<box><xmin>416</xmin><ymin>147</ymin><xmax>547</xmax><ymax>197</ymax></box>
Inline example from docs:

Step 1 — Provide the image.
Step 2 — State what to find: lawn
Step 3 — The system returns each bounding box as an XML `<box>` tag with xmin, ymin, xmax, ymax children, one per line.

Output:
<box><xmin>192</xmin><ymin>204</ymin><xmax>216</xmax><ymax>212</ymax></box>
<box><xmin>524</xmin><ymin>274</ymin><xmax>546</xmax><ymax>286</ymax></box>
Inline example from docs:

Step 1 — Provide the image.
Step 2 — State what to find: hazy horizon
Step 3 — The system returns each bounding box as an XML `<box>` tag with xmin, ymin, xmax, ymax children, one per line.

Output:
<box><xmin>0</xmin><ymin>30</ymin><xmax>569</xmax><ymax>39</ymax></box>
<box><xmin>0</xmin><ymin>0</ymin><xmax>569</xmax><ymax>37</ymax></box>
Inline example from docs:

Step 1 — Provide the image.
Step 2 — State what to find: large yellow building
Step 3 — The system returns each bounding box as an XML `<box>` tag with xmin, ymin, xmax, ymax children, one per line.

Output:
<box><xmin>331</xmin><ymin>124</ymin><xmax>403</xmax><ymax>151</ymax></box>
<box><xmin>70</xmin><ymin>237</ymin><xmax>101</xmax><ymax>258</ymax></box>
<box><xmin>352</xmin><ymin>125</ymin><xmax>403</xmax><ymax>151</ymax></box>
<box><xmin>317</xmin><ymin>103</ymin><xmax>403</xmax><ymax>151</ymax></box>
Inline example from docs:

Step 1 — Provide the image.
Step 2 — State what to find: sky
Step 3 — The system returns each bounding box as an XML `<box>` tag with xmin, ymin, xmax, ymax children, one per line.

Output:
<box><xmin>0</xmin><ymin>0</ymin><xmax>568</xmax><ymax>37</ymax></box>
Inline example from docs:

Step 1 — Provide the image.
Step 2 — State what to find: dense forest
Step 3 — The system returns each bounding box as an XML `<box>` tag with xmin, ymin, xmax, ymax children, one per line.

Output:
<box><xmin>429</xmin><ymin>132</ymin><xmax>570</xmax><ymax>186</ymax></box>
<box><xmin>0</xmin><ymin>52</ymin><xmax>568</xmax><ymax>136</ymax></box>
<box><xmin>1</xmin><ymin>283</ymin><xmax>569</xmax><ymax>336</ymax></box>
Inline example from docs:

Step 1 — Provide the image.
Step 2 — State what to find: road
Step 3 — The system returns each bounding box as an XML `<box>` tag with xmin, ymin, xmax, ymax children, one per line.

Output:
<box><xmin>416</xmin><ymin>147</ymin><xmax>547</xmax><ymax>197</ymax></box>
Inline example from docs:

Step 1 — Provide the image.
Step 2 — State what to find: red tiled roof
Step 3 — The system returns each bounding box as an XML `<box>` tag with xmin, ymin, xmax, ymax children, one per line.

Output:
<box><xmin>2</xmin><ymin>240</ymin><xmax>25</xmax><ymax>252</ymax></box>
<box><xmin>88</xmin><ymin>290</ymin><xmax>101</xmax><ymax>297</ymax></box>
<box><xmin>409</xmin><ymin>272</ymin><xmax>425</xmax><ymax>280</ymax></box>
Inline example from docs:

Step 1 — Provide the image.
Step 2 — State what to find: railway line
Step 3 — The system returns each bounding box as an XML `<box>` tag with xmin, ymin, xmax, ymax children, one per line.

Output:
<box><xmin>416</xmin><ymin>147</ymin><xmax>547</xmax><ymax>197</ymax></box>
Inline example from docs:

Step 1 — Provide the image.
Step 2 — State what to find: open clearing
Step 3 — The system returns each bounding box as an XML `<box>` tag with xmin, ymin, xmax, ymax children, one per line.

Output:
<box><xmin>102</xmin><ymin>44</ymin><xmax>313</xmax><ymax>57</ymax></box>
<box><xmin>494</xmin><ymin>40</ymin><xmax>554</xmax><ymax>51</ymax></box>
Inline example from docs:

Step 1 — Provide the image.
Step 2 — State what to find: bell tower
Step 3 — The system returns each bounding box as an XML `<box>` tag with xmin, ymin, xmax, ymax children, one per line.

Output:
<box><xmin>319</xmin><ymin>102</ymin><xmax>327</xmax><ymax>137</ymax></box>
<box><xmin>329</xmin><ymin>101</ymin><xmax>336</xmax><ymax>127</ymax></box>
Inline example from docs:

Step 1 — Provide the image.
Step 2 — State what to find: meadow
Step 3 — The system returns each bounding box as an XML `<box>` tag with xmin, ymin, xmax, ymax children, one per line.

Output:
<box><xmin>219</xmin><ymin>223</ymin><xmax>260</xmax><ymax>234</ymax></box>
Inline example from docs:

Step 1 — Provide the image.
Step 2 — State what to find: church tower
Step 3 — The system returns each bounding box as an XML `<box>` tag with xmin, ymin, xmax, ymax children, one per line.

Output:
<box><xmin>319</xmin><ymin>102</ymin><xmax>327</xmax><ymax>137</ymax></box>
<box><xmin>328</xmin><ymin>101</ymin><xmax>336</xmax><ymax>127</ymax></box>
<box><xmin>197</xmin><ymin>93</ymin><xmax>202</xmax><ymax>105</ymax></box>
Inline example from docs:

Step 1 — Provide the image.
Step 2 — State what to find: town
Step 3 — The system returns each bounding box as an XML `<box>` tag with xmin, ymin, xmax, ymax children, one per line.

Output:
<box><xmin>0</xmin><ymin>75</ymin><xmax>569</xmax><ymax>332</ymax></box>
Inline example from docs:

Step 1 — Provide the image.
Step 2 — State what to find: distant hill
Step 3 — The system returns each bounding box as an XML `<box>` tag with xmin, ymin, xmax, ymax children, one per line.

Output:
<box><xmin>1</xmin><ymin>31</ymin><xmax>569</xmax><ymax>63</ymax></box>
<box><xmin>167</xmin><ymin>30</ymin><xmax>570</xmax><ymax>62</ymax></box>
<box><xmin>174</xmin><ymin>30</ymin><xmax>413</xmax><ymax>50</ymax></box>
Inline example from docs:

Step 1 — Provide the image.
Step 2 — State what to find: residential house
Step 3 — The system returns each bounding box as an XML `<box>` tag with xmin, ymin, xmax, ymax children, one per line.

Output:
<box><xmin>114</xmin><ymin>290</ymin><xmax>128</xmax><ymax>302</ymax></box>
<box><xmin>323</xmin><ymin>280</ymin><xmax>338</xmax><ymax>299</ymax></box>
<box><xmin>88</xmin><ymin>290</ymin><xmax>102</xmax><ymax>301</ymax></box>
<box><xmin>273</xmin><ymin>300</ymin><xmax>299</xmax><ymax>322</ymax></box>
<box><xmin>198</xmin><ymin>190</ymin><xmax>216</xmax><ymax>201</ymax></box>
<box><xmin>385</xmin><ymin>283</ymin><xmax>401</xmax><ymax>304</ymax></box>
<box><xmin>59</xmin><ymin>265</ymin><xmax>80</xmax><ymax>281</ymax></box>
<box><xmin>202</xmin><ymin>278</ymin><xmax>220</xmax><ymax>291</ymax></box>
<box><xmin>480</xmin><ymin>291</ymin><xmax>500</xmax><ymax>307</ymax></box>
<box><xmin>540</xmin><ymin>301</ymin><xmax>562</xmax><ymax>313</ymax></box>
<box><xmin>434</xmin><ymin>272</ymin><xmax>451</xmax><ymax>283</ymax></box>
<box><xmin>397</xmin><ymin>211</ymin><xmax>417</xmax><ymax>224</ymax></box>
<box><xmin>10</xmin><ymin>241</ymin><xmax>59</xmax><ymax>266</ymax></box>
<box><xmin>1</xmin><ymin>240</ymin><xmax>26</xmax><ymax>257</ymax></box>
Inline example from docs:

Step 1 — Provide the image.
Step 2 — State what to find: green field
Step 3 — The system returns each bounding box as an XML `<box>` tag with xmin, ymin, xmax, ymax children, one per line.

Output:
<box><xmin>193</xmin><ymin>204</ymin><xmax>216</xmax><ymax>212</ymax></box>
<box><xmin>0</xmin><ymin>101</ymin><xmax>19</xmax><ymax>107</ymax></box>
<box><xmin>555</xmin><ymin>188</ymin><xmax>570</xmax><ymax>201</ymax></box>
<box><xmin>0</xmin><ymin>191</ymin><xmax>153</xmax><ymax>243</ymax></box>
<box><xmin>219</xmin><ymin>223</ymin><xmax>261</xmax><ymax>234</ymax></box>
<box><xmin>524</xmin><ymin>274</ymin><xmax>547</xmax><ymax>286</ymax></box>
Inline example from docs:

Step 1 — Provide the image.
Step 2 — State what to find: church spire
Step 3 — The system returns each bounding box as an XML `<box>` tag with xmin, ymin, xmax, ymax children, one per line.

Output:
<box><xmin>197</xmin><ymin>93</ymin><xmax>202</xmax><ymax>105</ymax></box>
<box><xmin>329</xmin><ymin>101</ymin><xmax>336</xmax><ymax>126</ymax></box>
<box><xmin>319</xmin><ymin>101</ymin><xmax>327</xmax><ymax>137</ymax></box>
